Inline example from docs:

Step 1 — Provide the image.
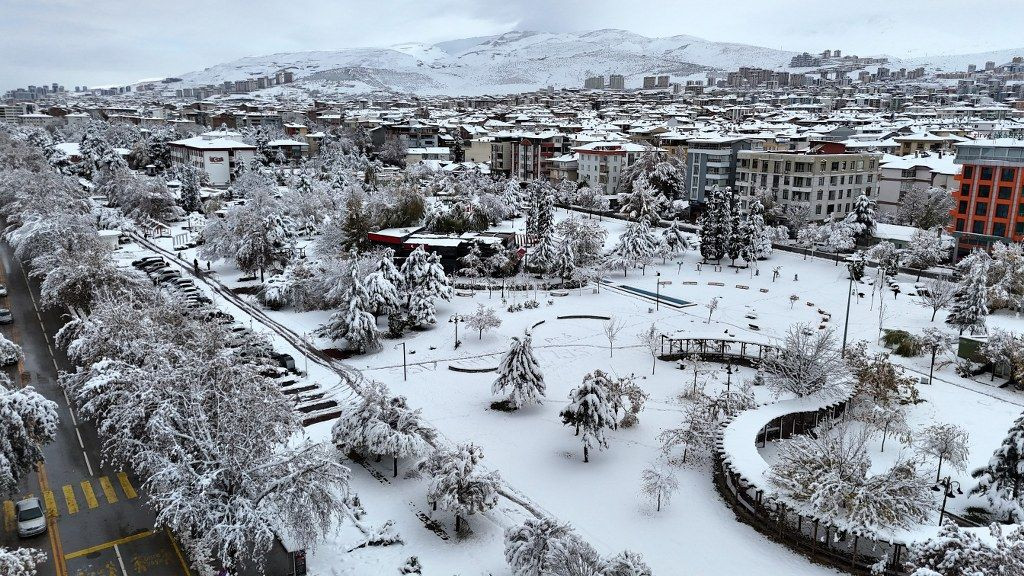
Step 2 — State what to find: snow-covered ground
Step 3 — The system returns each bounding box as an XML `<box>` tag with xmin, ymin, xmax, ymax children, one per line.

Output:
<box><xmin>120</xmin><ymin>208</ymin><xmax>1024</xmax><ymax>575</ymax></box>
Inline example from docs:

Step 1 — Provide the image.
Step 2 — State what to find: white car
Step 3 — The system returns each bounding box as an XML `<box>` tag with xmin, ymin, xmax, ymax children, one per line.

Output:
<box><xmin>16</xmin><ymin>497</ymin><xmax>46</xmax><ymax>538</ymax></box>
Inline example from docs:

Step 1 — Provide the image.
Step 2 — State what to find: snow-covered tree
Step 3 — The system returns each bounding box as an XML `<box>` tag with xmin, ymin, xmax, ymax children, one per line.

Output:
<box><xmin>0</xmin><ymin>547</ymin><xmax>47</xmax><ymax>576</ymax></box>
<box><xmin>603</xmin><ymin>550</ymin><xmax>653</xmax><ymax>576</ymax></box>
<box><xmin>466</xmin><ymin>304</ymin><xmax>502</xmax><ymax>340</ymax></box>
<box><xmin>918</xmin><ymin>278</ymin><xmax>957</xmax><ymax>322</ymax></box>
<box><xmin>972</xmin><ymin>412</ymin><xmax>1024</xmax><ymax>522</ymax></box>
<box><xmin>492</xmin><ymin>332</ymin><xmax>545</xmax><ymax>410</ymax></box>
<box><xmin>399</xmin><ymin>556</ymin><xmax>423</xmax><ymax>575</ymax></box>
<box><xmin>896</xmin><ymin>186</ymin><xmax>955</xmax><ymax>230</ymax></box>
<box><xmin>607</xmin><ymin>220</ymin><xmax>658</xmax><ymax>276</ymax></box>
<box><xmin>0</xmin><ymin>334</ymin><xmax>23</xmax><ymax>367</ymax></box>
<box><xmin>504</xmin><ymin>518</ymin><xmax>574</xmax><ymax>576</ymax></box>
<box><xmin>0</xmin><ymin>378</ymin><xmax>58</xmax><ymax>495</ymax></box>
<box><xmin>551</xmin><ymin>239</ymin><xmax>577</xmax><ymax>284</ymax></box>
<box><xmin>867</xmin><ymin>240</ymin><xmax>901</xmax><ymax>277</ymax></box>
<box><xmin>980</xmin><ymin>329</ymin><xmax>1024</xmax><ymax>388</ymax></box>
<box><xmin>904</xmin><ymin>229</ymin><xmax>948</xmax><ymax>279</ymax></box>
<box><xmin>846</xmin><ymin>193</ymin><xmax>877</xmax><ymax>241</ymax></box>
<box><xmin>364</xmin><ymin>268</ymin><xmax>402</xmax><ymax>318</ymax></box>
<box><xmin>618</xmin><ymin>176</ymin><xmax>662</xmax><ymax>226</ymax></box>
<box><xmin>318</xmin><ymin>268</ymin><xmax>381</xmax><ymax>353</ymax></box>
<box><xmin>724</xmin><ymin>187</ymin><xmax>746</xmax><ymax>265</ymax></box>
<box><xmin>560</xmin><ymin>371</ymin><xmax>619</xmax><ymax>462</ymax></box>
<box><xmin>908</xmin><ymin>521</ymin><xmax>1024</xmax><ymax>576</ymax></box>
<box><xmin>421</xmin><ymin>443</ymin><xmax>501</xmax><ymax>533</ymax></box>
<box><xmin>640</xmin><ymin>463</ymin><xmax>679</xmax><ymax>512</ymax></box>
<box><xmin>658</xmin><ymin>402</ymin><xmax>716</xmax><ymax>466</ymax></box>
<box><xmin>759</xmin><ymin>324</ymin><xmax>850</xmax><ymax>398</ymax></box>
<box><xmin>769</xmin><ymin>422</ymin><xmax>932</xmax><ymax>531</ymax></box>
<box><xmin>916</xmin><ymin>423</ymin><xmax>970</xmax><ymax>481</ymax></box>
<box><xmin>660</xmin><ymin>219</ymin><xmax>691</xmax><ymax>262</ymax></box>
<box><xmin>557</xmin><ymin>218</ymin><xmax>608</xmax><ymax>268</ymax></box>
<box><xmin>543</xmin><ymin>535</ymin><xmax>604</xmax><ymax>576</ymax></box>
<box><xmin>200</xmin><ymin>189</ymin><xmax>293</xmax><ymax>281</ymax></box>
<box><xmin>602</xmin><ymin>317</ymin><xmax>626</xmax><ymax>358</ymax></box>
<box><xmin>698</xmin><ymin>186</ymin><xmax>730</xmax><ymax>262</ymax></box>
<box><xmin>403</xmin><ymin>248</ymin><xmax>451</xmax><ymax>327</ymax></box>
<box><xmin>946</xmin><ymin>255</ymin><xmax>990</xmax><ymax>335</ymax></box>
<box><xmin>177</xmin><ymin>164</ymin><xmax>204</xmax><ymax>213</ymax></box>
<box><xmin>457</xmin><ymin>242</ymin><xmax>486</xmax><ymax>284</ymax></box>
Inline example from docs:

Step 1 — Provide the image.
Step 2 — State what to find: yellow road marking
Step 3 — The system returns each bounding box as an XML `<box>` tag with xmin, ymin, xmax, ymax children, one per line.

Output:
<box><xmin>3</xmin><ymin>500</ymin><xmax>14</xmax><ymax>533</ymax></box>
<box><xmin>62</xmin><ymin>484</ymin><xmax>78</xmax><ymax>515</ymax></box>
<box><xmin>38</xmin><ymin>463</ymin><xmax>68</xmax><ymax>576</ymax></box>
<box><xmin>80</xmin><ymin>480</ymin><xmax>98</xmax><ymax>509</ymax></box>
<box><xmin>63</xmin><ymin>529</ymin><xmax>155</xmax><ymax>560</ymax></box>
<box><xmin>117</xmin><ymin>472</ymin><xmax>137</xmax><ymax>499</ymax></box>
<box><xmin>43</xmin><ymin>489</ymin><xmax>58</xmax><ymax>518</ymax></box>
<box><xmin>165</xmin><ymin>528</ymin><xmax>193</xmax><ymax>576</ymax></box>
<box><xmin>99</xmin><ymin>476</ymin><xmax>118</xmax><ymax>504</ymax></box>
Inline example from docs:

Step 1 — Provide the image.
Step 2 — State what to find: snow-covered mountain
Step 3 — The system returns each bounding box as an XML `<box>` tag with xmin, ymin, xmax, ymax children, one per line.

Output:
<box><xmin>172</xmin><ymin>29</ymin><xmax>799</xmax><ymax>96</ymax></box>
<box><xmin>169</xmin><ymin>29</ymin><xmax>1024</xmax><ymax>97</ymax></box>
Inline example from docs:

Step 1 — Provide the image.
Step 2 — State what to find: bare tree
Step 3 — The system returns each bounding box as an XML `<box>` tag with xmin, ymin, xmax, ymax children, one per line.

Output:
<box><xmin>638</xmin><ymin>323</ymin><xmax>660</xmax><ymax>374</ymax></box>
<box><xmin>603</xmin><ymin>317</ymin><xmax>626</xmax><ymax>358</ymax></box>
<box><xmin>918</xmin><ymin>278</ymin><xmax>958</xmax><ymax>322</ymax></box>
<box><xmin>760</xmin><ymin>324</ymin><xmax>849</xmax><ymax>397</ymax></box>
<box><xmin>705</xmin><ymin>297</ymin><xmax>719</xmax><ymax>324</ymax></box>
<box><xmin>916</xmin><ymin>423</ymin><xmax>970</xmax><ymax>482</ymax></box>
<box><xmin>641</xmin><ymin>463</ymin><xmax>679</xmax><ymax>512</ymax></box>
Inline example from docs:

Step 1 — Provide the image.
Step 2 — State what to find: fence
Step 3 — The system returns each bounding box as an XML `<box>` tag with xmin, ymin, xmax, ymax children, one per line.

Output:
<box><xmin>659</xmin><ymin>336</ymin><xmax>774</xmax><ymax>367</ymax></box>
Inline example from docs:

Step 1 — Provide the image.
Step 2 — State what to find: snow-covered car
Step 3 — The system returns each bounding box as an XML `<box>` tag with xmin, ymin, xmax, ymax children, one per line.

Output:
<box><xmin>16</xmin><ymin>497</ymin><xmax>46</xmax><ymax>538</ymax></box>
<box><xmin>0</xmin><ymin>309</ymin><xmax>12</xmax><ymax>324</ymax></box>
<box><xmin>0</xmin><ymin>283</ymin><xmax>8</xmax><ymax>297</ymax></box>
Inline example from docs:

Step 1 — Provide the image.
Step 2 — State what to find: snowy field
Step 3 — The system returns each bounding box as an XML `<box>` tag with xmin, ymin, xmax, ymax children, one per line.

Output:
<box><xmin>124</xmin><ymin>208</ymin><xmax>1024</xmax><ymax>575</ymax></box>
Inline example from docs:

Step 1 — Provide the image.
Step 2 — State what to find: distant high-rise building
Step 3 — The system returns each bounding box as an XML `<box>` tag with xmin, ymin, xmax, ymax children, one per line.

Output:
<box><xmin>642</xmin><ymin>76</ymin><xmax>656</xmax><ymax>89</ymax></box>
<box><xmin>607</xmin><ymin>74</ymin><xmax>624</xmax><ymax>90</ymax></box>
<box><xmin>821</xmin><ymin>49</ymin><xmax>832</xmax><ymax>59</ymax></box>
<box><xmin>656</xmin><ymin>75</ymin><xmax>669</xmax><ymax>88</ymax></box>
<box><xmin>877</xmin><ymin>67</ymin><xmax>890</xmax><ymax>79</ymax></box>
<box><xmin>583</xmin><ymin>75</ymin><xmax>604</xmax><ymax>89</ymax></box>
<box><xmin>834</xmin><ymin>50</ymin><xmax>842</xmax><ymax>58</ymax></box>
<box><xmin>986</xmin><ymin>61</ymin><xmax>996</xmax><ymax>71</ymax></box>
<box><xmin>968</xmin><ymin>64</ymin><xmax>977</xmax><ymax>74</ymax></box>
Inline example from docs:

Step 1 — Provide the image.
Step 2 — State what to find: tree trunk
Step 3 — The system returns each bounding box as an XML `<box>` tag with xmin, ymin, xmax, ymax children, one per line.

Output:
<box><xmin>656</xmin><ymin>492</ymin><xmax>661</xmax><ymax>512</ymax></box>
<box><xmin>583</xmin><ymin>444</ymin><xmax>589</xmax><ymax>463</ymax></box>
<box><xmin>936</xmin><ymin>454</ymin><xmax>944</xmax><ymax>482</ymax></box>
<box><xmin>394</xmin><ymin>456</ymin><xmax>398</xmax><ymax>478</ymax></box>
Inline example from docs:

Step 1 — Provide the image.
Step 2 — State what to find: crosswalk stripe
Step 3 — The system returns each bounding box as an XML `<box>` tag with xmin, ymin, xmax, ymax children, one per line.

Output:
<box><xmin>3</xmin><ymin>500</ymin><xmax>14</xmax><ymax>533</ymax></box>
<box><xmin>98</xmin><ymin>477</ymin><xmax>118</xmax><ymax>504</ymax></box>
<box><xmin>117</xmin><ymin>472</ymin><xmax>137</xmax><ymax>500</ymax></box>
<box><xmin>62</xmin><ymin>485</ymin><xmax>78</xmax><ymax>515</ymax></box>
<box><xmin>43</xmin><ymin>490</ymin><xmax>58</xmax><ymax>518</ymax></box>
<box><xmin>80</xmin><ymin>481</ymin><xmax>99</xmax><ymax>509</ymax></box>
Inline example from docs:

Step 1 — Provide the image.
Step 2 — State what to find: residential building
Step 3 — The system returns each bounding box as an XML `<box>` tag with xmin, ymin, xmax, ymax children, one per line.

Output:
<box><xmin>877</xmin><ymin>154</ymin><xmax>958</xmax><ymax>218</ymax></box>
<box><xmin>950</xmin><ymin>139</ymin><xmax>1024</xmax><ymax>248</ymax></box>
<box><xmin>685</xmin><ymin>136</ymin><xmax>749</xmax><ymax>204</ymax></box>
<box><xmin>584</xmin><ymin>76</ymin><xmax>604</xmax><ymax>90</ymax></box>
<box><xmin>573</xmin><ymin>141</ymin><xmax>653</xmax><ymax>195</ymax></box>
<box><xmin>608</xmin><ymin>75</ymin><xmax>625</xmax><ymax>90</ymax></box>
<box><xmin>736</xmin><ymin>142</ymin><xmax>881</xmax><ymax>221</ymax></box>
<box><xmin>168</xmin><ymin>130</ymin><xmax>257</xmax><ymax>187</ymax></box>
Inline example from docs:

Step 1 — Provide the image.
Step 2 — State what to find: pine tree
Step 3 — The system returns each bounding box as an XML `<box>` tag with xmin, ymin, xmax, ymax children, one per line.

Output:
<box><xmin>946</xmin><ymin>256</ymin><xmax>990</xmax><ymax>335</ymax></box>
<box><xmin>318</xmin><ymin>269</ymin><xmax>380</xmax><ymax>353</ymax></box>
<box><xmin>457</xmin><ymin>242</ymin><xmax>486</xmax><ymax>282</ymax></box>
<box><xmin>608</xmin><ymin>220</ymin><xmax>658</xmax><ymax>276</ymax></box>
<box><xmin>177</xmin><ymin>165</ymin><xmax>203</xmax><ymax>213</ymax></box>
<box><xmin>503</xmin><ymin>180</ymin><xmax>522</xmax><ymax>215</ymax></box>
<box><xmin>377</xmin><ymin>248</ymin><xmax>405</xmax><ymax>292</ymax></box>
<box><xmin>661</xmin><ymin>219</ymin><xmax>691</xmax><ymax>261</ymax></box>
<box><xmin>618</xmin><ymin>176</ymin><xmax>662</xmax><ymax>226</ymax></box>
<box><xmin>503</xmin><ymin>518</ymin><xmax>574</xmax><ymax>576</ymax></box>
<box><xmin>551</xmin><ymin>239</ymin><xmax>577</xmax><ymax>284</ymax></box>
<box><xmin>364</xmin><ymin>269</ymin><xmax>402</xmax><ymax>318</ymax></box>
<box><xmin>401</xmin><ymin>246</ymin><xmax>430</xmax><ymax>296</ymax></box>
<box><xmin>724</xmin><ymin>187</ymin><xmax>745</xmax><ymax>264</ymax></box>
<box><xmin>559</xmin><ymin>370</ymin><xmax>618</xmax><ymax>462</ymax></box>
<box><xmin>746</xmin><ymin>197</ymin><xmax>773</xmax><ymax>260</ymax></box>
<box><xmin>530</xmin><ymin>232</ymin><xmax>558</xmax><ymax>273</ymax></box>
<box><xmin>492</xmin><ymin>333</ymin><xmax>545</xmax><ymax>409</ymax></box>
<box><xmin>972</xmin><ymin>412</ymin><xmax>1024</xmax><ymax>522</ymax></box>
<box><xmin>604</xmin><ymin>550</ymin><xmax>653</xmax><ymax>576</ymax></box>
<box><xmin>847</xmin><ymin>194</ymin><xmax>877</xmax><ymax>241</ymax></box>
<box><xmin>697</xmin><ymin>186</ymin><xmax>730</xmax><ymax>262</ymax></box>
<box><xmin>421</xmin><ymin>444</ymin><xmax>501</xmax><ymax>533</ymax></box>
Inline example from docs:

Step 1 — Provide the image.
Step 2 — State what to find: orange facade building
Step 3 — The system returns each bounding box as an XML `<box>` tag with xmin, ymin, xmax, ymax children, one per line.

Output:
<box><xmin>951</xmin><ymin>139</ymin><xmax>1024</xmax><ymax>250</ymax></box>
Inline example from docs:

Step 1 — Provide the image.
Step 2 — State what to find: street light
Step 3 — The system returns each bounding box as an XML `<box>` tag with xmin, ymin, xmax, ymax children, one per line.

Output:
<box><xmin>395</xmin><ymin>342</ymin><xmax>407</xmax><ymax>381</ymax></box>
<box><xmin>932</xmin><ymin>476</ymin><xmax>963</xmax><ymax>526</ymax></box>
<box><xmin>448</xmin><ymin>314</ymin><xmax>463</xmax><ymax>350</ymax></box>
<box><xmin>655</xmin><ymin>272</ymin><xmax>672</xmax><ymax>311</ymax></box>
<box><xmin>841</xmin><ymin>256</ymin><xmax>861</xmax><ymax>357</ymax></box>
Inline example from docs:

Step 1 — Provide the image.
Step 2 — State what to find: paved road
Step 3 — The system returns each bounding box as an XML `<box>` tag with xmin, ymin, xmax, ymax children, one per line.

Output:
<box><xmin>0</xmin><ymin>239</ymin><xmax>192</xmax><ymax>576</ymax></box>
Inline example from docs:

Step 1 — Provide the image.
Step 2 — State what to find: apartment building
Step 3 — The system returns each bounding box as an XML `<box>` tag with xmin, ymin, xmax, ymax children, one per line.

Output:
<box><xmin>735</xmin><ymin>142</ymin><xmax>881</xmax><ymax>221</ymax></box>
<box><xmin>684</xmin><ymin>136</ymin><xmax>749</xmax><ymax>204</ymax></box>
<box><xmin>489</xmin><ymin>131</ymin><xmax>564</xmax><ymax>181</ymax></box>
<box><xmin>877</xmin><ymin>154</ymin><xmax>958</xmax><ymax>218</ymax></box>
<box><xmin>573</xmin><ymin>141</ymin><xmax>651</xmax><ymax>195</ymax></box>
<box><xmin>950</xmin><ymin>139</ymin><xmax>1024</xmax><ymax>248</ymax></box>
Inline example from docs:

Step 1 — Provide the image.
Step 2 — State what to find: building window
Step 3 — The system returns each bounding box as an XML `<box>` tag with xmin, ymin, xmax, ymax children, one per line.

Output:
<box><xmin>956</xmin><ymin>219</ymin><xmax>965</xmax><ymax>232</ymax></box>
<box><xmin>816</xmin><ymin>190</ymin><xmax>823</xmax><ymax>200</ymax></box>
<box><xmin>815</xmin><ymin>205</ymin><xmax>822</xmax><ymax>214</ymax></box>
<box><xmin>1002</xmin><ymin>168</ymin><xmax>1016</xmax><ymax>182</ymax></box>
<box><xmin>972</xmin><ymin>221</ymin><xmax>985</xmax><ymax>234</ymax></box>
<box><xmin>963</xmin><ymin>166</ymin><xmax>973</xmax><ymax>178</ymax></box>
<box><xmin>999</xmin><ymin>186</ymin><xmax>1013</xmax><ymax>199</ymax></box>
<box><xmin>981</xmin><ymin>166</ymin><xmax>993</xmax><ymax>180</ymax></box>
<box><xmin>1017</xmin><ymin>222</ymin><xmax>1024</xmax><ymax>235</ymax></box>
<box><xmin>960</xmin><ymin>183</ymin><xmax>971</xmax><ymax>195</ymax></box>
<box><xmin>994</xmin><ymin>222</ymin><xmax>1007</xmax><ymax>237</ymax></box>
<box><xmin>959</xmin><ymin>200</ymin><xmax>968</xmax><ymax>213</ymax></box>
<box><xmin>997</xmin><ymin>204</ymin><xmax>1010</xmax><ymax>218</ymax></box>
<box><xmin>979</xmin><ymin>185</ymin><xmax>990</xmax><ymax>198</ymax></box>
<box><xmin>976</xmin><ymin>202</ymin><xmax>988</xmax><ymax>216</ymax></box>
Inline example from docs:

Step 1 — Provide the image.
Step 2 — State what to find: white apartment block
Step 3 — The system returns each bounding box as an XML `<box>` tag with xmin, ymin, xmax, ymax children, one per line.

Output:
<box><xmin>168</xmin><ymin>130</ymin><xmax>257</xmax><ymax>187</ymax></box>
<box><xmin>573</xmin><ymin>141</ymin><xmax>652</xmax><ymax>195</ymax></box>
<box><xmin>736</xmin><ymin>146</ymin><xmax>881</xmax><ymax>221</ymax></box>
<box><xmin>876</xmin><ymin>154</ymin><xmax>958</xmax><ymax>219</ymax></box>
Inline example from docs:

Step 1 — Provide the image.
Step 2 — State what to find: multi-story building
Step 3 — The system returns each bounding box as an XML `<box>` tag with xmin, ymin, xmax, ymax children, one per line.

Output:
<box><xmin>608</xmin><ymin>75</ymin><xmax>625</xmax><ymax>90</ymax></box>
<box><xmin>489</xmin><ymin>130</ymin><xmax>564</xmax><ymax>181</ymax></box>
<box><xmin>877</xmin><ymin>154</ymin><xmax>958</xmax><ymax>218</ymax></box>
<box><xmin>684</xmin><ymin>136</ymin><xmax>749</xmax><ymax>204</ymax></box>
<box><xmin>168</xmin><ymin>130</ymin><xmax>257</xmax><ymax>187</ymax></box>
<box><xmin>950</xmin><ymin>139</ymin><xmax>1024</xmax><ymax>248</ymax></box>
<box><xmin>735</xmin><ymin>142</ymin><xmax>881</xmax><ymax>221</ymax></box>
<box><xmin>584</xmin><ymin>76</ymin><xmax>604</xmax><ymax>90</ymax></box>
<box><xmin>573</xmin><ymin>141</ymin><xmax>652</xmax><ymax>195</ymax></box>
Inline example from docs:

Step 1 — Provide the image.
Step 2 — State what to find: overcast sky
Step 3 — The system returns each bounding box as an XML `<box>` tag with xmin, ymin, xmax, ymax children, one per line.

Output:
<box><xmin>4</xmin><ymin>0</ymin><xmax>1024</xmax><ymax>90</ymax></box>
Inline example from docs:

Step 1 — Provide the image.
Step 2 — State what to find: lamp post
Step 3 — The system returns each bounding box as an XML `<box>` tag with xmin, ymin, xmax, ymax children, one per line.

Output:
<box><xmin>932</xmin><ymin>476</ymin><xmax>963</xmax><ymax>526</ymax></box>
<box><xmin>448</xmin><ymin>315</ymin><xmax>463</xmax><ymax>350</ymax></box>
<box><xmin>841</xmin><ymin>257</ymin><xmax>860</xmax><ymax>357</ymax></box>
<box><xmin>656</xmin><ymin>271</ymin><xmax>661</xmax><ymax>310</ymax></box>
<box><xmin>395</xmin><ymin>342</ymin><xmax>407</xmax><ymax>381</ymax></box>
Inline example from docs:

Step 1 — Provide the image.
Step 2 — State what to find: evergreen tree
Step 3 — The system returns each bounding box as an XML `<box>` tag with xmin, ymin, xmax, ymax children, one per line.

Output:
<box><xmin>661</xmin><ymin>219</ymin><xmax>691</xmax><ymax>260</ymax></box>
<box><xmin>401</xmin><ymin>246</ymin><xmax>430</xmax><ymax>296</ymax></box>
<box><xmin>457</xmin><ymin>242</ymin><xmax>486</xmax><ymax>283</ymax></box>
<box><xmin>972</xmin><ymin>412</ymin><xmax>1024</xmax><ymax>522</ymax></box>
<box><xmin>177</xmin><ymin>165</ymin><xmax>203</xmax><ymax>213</ymax></box>
<box><xmin>502</xmin><ymin>180</ymin><xmax>522</xmax><ymax>215</ymax></box>
<box><xmin>377</xmin><ymin>247</ymin><xmax>405</xmax><ymax>292</ymax></box>
<box><xmin>363</xmin><ymin>268</ymin><xmax>402</xmax><ymax>318</ymax></box>
<box><xmin>607</xmin><ymin>220</ymin><xmax>658</xmax><ymax>276</ymax></box>
<box><xmin>503</xmin><ymin>518</ymin><xmax>574</xmax><ymax>576</ymax></box>
<box><xmin>724</xmin><ymin>187</ymin><xmax>745</xmax><ymax>264</ymax></box>
<box><xmin>946</xmin><ymin>256</ymin><xmax>990</xmax><ymax>335</ymax></box>
<box><xmin>697</xmin><ymin>186</ymin><xmax>730</xmax><ymax>262</ymax></box>
<box><xmin>846</xmin><ymin>194</ymin><xmax>877</xmax><ymax>241</ymax></box>
<box><xmin>551</xmin><ymin>239</ymin><xmax>577</xmax><ymax>284</ymax></box>
<box><xmin>318</xmin><ymin>269</ymin><xmax>380</xmax><ymax>353</ymax></box>
<box><xmin>559</xmin><ymin>370</ymin><xmax>618</xmax><ymax>462</ymax></box>
<box><xmin>492</xmin><ymin>333</ymin><xmax>545</xmax><ymax>410</ymax></box>
<box><xmin>421</xmin><ymin>444</ymin><xmax>501</xmax><ymax>533</ymax></box>
<box><xmin>618</xmin><ymin>176</ymin><xmax>662</xmax><ymax>226</ymax></box>
<box><xmin>746</xmin><ymin>197</ymin><xmax>773</xmax><ymax>260</ymax></box>
<box><xmin>604</xmin><ymin>550</ymin><xmax>654</xmax><ymax>576</ymax></box>
<box><xmin>530</xmin><ymin>232</ymin><xmax>558</xmax><ymax>273</ymax></box>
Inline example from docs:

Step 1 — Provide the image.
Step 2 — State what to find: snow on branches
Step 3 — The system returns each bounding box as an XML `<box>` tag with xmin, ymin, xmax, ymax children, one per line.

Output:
<box><xmin>492</xmin><ymin>331</ymin><xmax>544</xmax><ymax>410</ymax></box>
<box><xmin>759</xmin><ymin>324</ymin><xmax>851</xmax><ymax>398</ymax></box>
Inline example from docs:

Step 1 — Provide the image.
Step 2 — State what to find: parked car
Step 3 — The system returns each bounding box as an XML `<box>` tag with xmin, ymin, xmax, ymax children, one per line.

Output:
<box><xmin>0</xmin><ymin>283</ymin><xmax>8</xmax><ymax>297</ymax></box>
<box><xmin>271</xmin><ymin>353</ymin><xmax>297</xmax><ymax>371</ymax></box>
<box><xmin>0</xmin><ymin>309</ymin><xmax>13</xmax><ymax>324</ymax></box>
<box><xmin>16</xmin><ymin>498</ymin><xmax>46</xmax><ymax>538</ymax></box>
<box><xmin>131</xmin><ymin>256</ymin><xmax>163</xmax><ymax>268</ymax></box>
